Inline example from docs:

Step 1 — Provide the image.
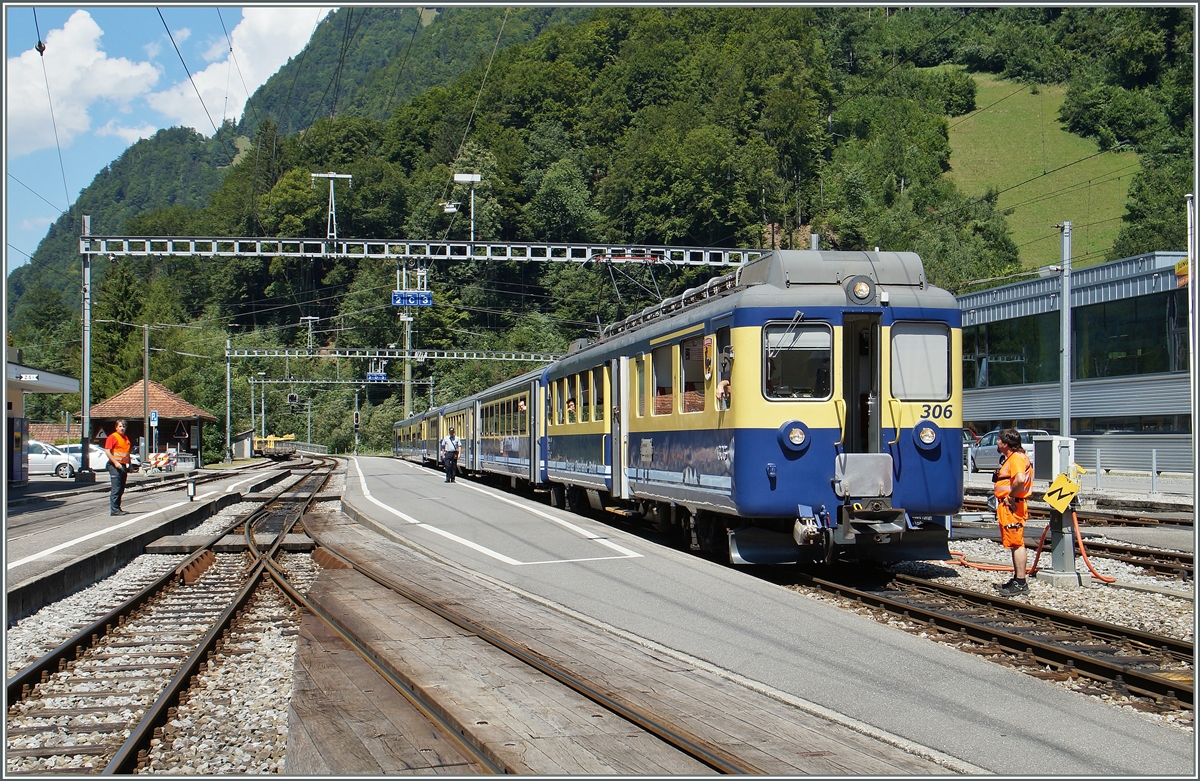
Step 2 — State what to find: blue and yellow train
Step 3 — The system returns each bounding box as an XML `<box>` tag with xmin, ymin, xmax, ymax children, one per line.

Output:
<box><xmin>395</xmin><ymin>249</ymin><xmax>962</xmax><ymax>564</ymax></box>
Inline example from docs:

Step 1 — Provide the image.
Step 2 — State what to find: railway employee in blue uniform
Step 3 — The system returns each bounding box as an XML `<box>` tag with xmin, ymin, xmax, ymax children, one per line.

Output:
<box><xmin>993</xmin><ymin>428</ymin><xmax>1033</xmax><ymax>596</ymax></box>
<box><xmin>440</xmin><ymin>428</ymin><xmax>461</xmax><ymax>483</ymax></box>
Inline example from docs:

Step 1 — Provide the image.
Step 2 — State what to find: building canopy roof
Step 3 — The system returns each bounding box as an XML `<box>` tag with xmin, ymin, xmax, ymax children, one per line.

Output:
<box><xmin>84</xmin><ymin>380</ymin><xmax>217</xmax><ymax>423</ymax></box>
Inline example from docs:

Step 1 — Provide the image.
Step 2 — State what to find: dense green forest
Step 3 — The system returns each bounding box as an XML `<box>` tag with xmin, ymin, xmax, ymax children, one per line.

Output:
<box><xmin>8</xmin><ymin>6</ymin><xmax>1192</xmax><ymax>463</ymax></box>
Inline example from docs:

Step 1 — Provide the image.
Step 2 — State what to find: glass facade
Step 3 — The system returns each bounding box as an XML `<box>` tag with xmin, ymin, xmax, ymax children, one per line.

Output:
<box><xmin>963</xmin><ymin>288</ymin><xmax>1189</xmax><ymax>389</ymax></box>
<box><xmin>1075</xmin><ymin>289</ymin><xmax>1189</xmax><ymax>378</ymax></box>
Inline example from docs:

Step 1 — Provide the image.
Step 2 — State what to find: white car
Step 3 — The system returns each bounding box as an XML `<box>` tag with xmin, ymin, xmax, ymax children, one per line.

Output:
<box><xmin>27</xmin><ymin>440</ymin><xmax>81</xmax><ymax>478</ymax></box>
<box><xmin>968</xmin><ymin>428</ymin><xmax>1049</xmax><ymax>473</ymax></box>
<box><xmin>61</xmin><ymin>443</ymin><xmax>110</xmax><ymax>468</ymax></box>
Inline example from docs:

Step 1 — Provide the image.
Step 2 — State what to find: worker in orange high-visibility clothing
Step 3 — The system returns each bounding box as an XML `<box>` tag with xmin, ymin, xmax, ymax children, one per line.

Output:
<box><xmin>103</xmin><ymin>419</ymin><xmax>133</xmax><ymax>516</ymax></box>
<box><xmin>992</xmin><ymin>428</ymin><xmax>1033</xmax><ymax>596</ymax></box>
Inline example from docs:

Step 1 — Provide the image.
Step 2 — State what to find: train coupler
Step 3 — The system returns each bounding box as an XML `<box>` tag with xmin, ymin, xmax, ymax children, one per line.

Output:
<box><xmin>835</xmin><ymin>499</ymin><xmax>907</xmax><ymax>544</ymax></box>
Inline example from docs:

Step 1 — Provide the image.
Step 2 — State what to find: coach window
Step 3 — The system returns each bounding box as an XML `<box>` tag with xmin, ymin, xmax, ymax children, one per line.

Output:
<box><xmin>592</xmin><ymin>369</ymin><xmax>605</xmax><ymax>421</ymax></box>
<box><xmin>554</xmin><ymin>380</ymin><xmax>564</xmax><ymax>425</ymax></box>
<box><xmin>518</xmin><ymin>397</ymin><xmax>528</xmax><ymax>434</ymax></box>
<box><xmin>652</xmin><ymin>345</ymin><xmax>673</xmax><ymax>415</ymax></box>
<box><xmin>565</xmin><ymin>376</ymin><xmax>578</xmax><ymax>423</ymax></box>
<box><xmin>764</xmin><ymin>324</ymin><xmax>832</xmax><ymax>399</ymax></box>
<box><xmin>681</xmin><ymin>335</ymin><xmax>705</xmax><ymax>413</ymax></box>
<box><xmin>579</xmin><ymin>371</ymin><xmax>591</xmax><ymax>422</ymax></box>
<box><xmin>636</xmin><ymin>356</ymin><xmax>646</xmax><ymax>417</ymax></box>
<box><xmin>891</xmin><ymin>322</ymin><xmax>950</xmax><ymax>400</ymax></box>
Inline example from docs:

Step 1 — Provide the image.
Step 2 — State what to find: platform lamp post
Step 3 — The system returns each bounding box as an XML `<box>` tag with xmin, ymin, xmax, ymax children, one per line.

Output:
<box><xmin>454</xmin><ymin>173</ymin><xmax>482</xmax><ymax>242</ymax></box>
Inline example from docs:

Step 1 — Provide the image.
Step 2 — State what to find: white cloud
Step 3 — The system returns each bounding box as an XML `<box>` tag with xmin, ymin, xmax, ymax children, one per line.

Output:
<box><xmin>174</xmin><ymin>27</ymin><xmax>192</xmax><ymax>44</ymax></box>
<box><xmin>5</xmin><ymin>10</ymin><xmax>160</xmax><ymax>157</ymax></box>
<box><xmin>147</xmin><ymin>7</ymin><xmax>331</xmax><ymax>135</ymax></box>
<box><xmin>21</xmin><ymin>216</ymin><xmax>56</xmax><ymax>232</ymax></box>
<box><xmin>95</xmin><ymin>118</ymin><xmax>159</xmax><ymax>145</ymax></box>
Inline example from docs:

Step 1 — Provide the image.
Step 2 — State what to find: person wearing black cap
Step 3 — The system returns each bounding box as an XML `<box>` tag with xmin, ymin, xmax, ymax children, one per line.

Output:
<box><xmin>440</xmin><ymin>427</ymin><xmax>462</xmax><ymax>482</ymax></box>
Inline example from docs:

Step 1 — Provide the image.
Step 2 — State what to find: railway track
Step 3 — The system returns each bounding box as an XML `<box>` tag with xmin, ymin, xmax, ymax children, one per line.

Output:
<box><xmin>960</xmin><ymin>498</ymin><xmax>1193</xmax><ymax>527</ymax></box>
<box><xmin>292</xmin><ymin>532</ymin><xmax>763</xmax><ymax>774</ymax></box>
<box><xmin>4</xmin><ymin>458</ymin><xmax>335</xmax><ymax>775</ymax></box>
<box><xmin>1071</xmin><ymin>540</ymin><xmax>1193</xmax><ymax>580</ymax></box>
<box><xmin>775</xmin><ymin>568</ymin><xmax>1193</xmax><ymax>712</ymax></box>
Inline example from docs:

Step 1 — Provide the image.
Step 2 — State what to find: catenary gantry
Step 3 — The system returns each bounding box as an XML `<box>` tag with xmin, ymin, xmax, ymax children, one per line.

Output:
<box><xmin>80</xmin><ymin>236</ymin><xmax>763</xmax><ymax>267</ymax></box>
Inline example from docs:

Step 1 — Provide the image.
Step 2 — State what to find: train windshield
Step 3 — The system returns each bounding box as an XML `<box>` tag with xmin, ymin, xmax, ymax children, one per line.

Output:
<box><xmin>764</xmin><ymin>324</ymin><xmax>832</xmax><ymax>399</ymax></box>
<box><xmin>890</xmin><ymin>322</ymin><xmax>950</xmax><ymax>400</ymax></box>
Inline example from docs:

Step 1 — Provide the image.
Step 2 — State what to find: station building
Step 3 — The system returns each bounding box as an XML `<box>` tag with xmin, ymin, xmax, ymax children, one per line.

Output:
<box><xmin>958</xmin><ymin>250</ymin><xmax>1192</xmax><ymax>473</ymax></box>
<box><xmin>6</xmin><ymin>348</ymin><xmax>80</xmax><ymax>483</ymax></box>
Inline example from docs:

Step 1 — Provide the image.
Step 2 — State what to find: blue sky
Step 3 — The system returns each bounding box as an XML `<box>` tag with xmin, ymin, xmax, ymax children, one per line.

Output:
<box><xmin>4</xmin><ymin>4</ymin><xmax>332</xmax><ymax>270</ymax></box>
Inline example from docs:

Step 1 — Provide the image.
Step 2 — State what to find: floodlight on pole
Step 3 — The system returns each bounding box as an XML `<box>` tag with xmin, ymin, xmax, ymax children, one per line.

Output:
<box><xmin>454</xmin><ymin>173</ymin><xmax>482</xmax><ymax>242</ymax></box>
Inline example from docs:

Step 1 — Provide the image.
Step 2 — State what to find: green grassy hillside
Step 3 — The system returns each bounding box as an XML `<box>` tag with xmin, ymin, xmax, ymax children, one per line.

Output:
<box><xmin>945</xmin><ymin>72</ymin><xmax>1139</xmax><ymax>270</ymax></box>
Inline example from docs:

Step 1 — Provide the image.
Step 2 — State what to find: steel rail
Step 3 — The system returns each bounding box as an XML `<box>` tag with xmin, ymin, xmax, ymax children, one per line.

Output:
<box><xmin>262</xmin><ymin>557</ymin><xmax>506</xmax><ymax>774</ymax></box>
<box><xmin>306</xmin><ymin>537</ymin><xmax>757</xmax><ymax>774</ymax></box>
<box><xmin>960</xmin><ymin>498</ymin><xmax>1193</xmax><ymax>527</ymax></box>
<box><xmin>101</xmin><ymin>458</ymin><xmax>336</xmax><ymax>773</ymax></box>
<box><xmin>797</xmin><ymin>572</ymin><xmax>1192</xmax><ymax>706</ymax></box>
<box><xmin>3</xmin><ymin>465</ymin><xmax>290</xmax><ymax>708</ymax></box>
<box><xmin>1066</xmin><ymin>541</ymin><xmax>1193</xmax><ymax>578</ymax></box>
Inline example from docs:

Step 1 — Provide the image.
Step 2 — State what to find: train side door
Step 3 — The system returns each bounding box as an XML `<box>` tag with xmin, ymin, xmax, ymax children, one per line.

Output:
<box><xmin>527</xmin><ymin>380</ymin><xmax>539</xmax><ymax>484</ymax></box>
<box><xmin>841</xmin><ymin>314</ymin><xmax>882</xmax><ymax>453</ymax></box>
<box><xmin>611</xmin><ymin>356</ymin><xmax>631</xmax><ymax>499</ymax></box>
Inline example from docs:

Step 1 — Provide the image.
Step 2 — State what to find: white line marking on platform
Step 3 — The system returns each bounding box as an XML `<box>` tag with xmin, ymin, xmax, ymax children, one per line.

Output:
<box><xmin>353</xmin><ymin>458</ymin><xmax>641</xmax><ymax>565</ymax></box>
<box><xmin>7</xmin><ymin>492</ymin><xmax>218</xmax><ymax>570</ymax></box>
<box><xmin>225</xmin><ymin>473</ymin><xmax>264</xmax><ymax>493</ymax></box>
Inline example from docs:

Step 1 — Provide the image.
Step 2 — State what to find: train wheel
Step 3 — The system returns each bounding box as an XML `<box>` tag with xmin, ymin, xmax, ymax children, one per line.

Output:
<box><xmin>566</xmin><ymin>486</ymin><xmax>588</xmax><ymax>513</ymax></box>
<box><xmin>549</xmin><ymin>483</ymin><xmax>566</xmax><ymax>508</ymax></box>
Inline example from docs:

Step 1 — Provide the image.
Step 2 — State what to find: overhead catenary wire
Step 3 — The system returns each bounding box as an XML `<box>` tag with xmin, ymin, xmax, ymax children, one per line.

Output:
<box><xmin>31</xmin><ymin>8</ymin><xmax>74</xmax><ymax>222</ymax></box>
<box><xmin>157</xmin><ymin>8</ymin><xmax>221</xmax><ymax>137</ymax></box>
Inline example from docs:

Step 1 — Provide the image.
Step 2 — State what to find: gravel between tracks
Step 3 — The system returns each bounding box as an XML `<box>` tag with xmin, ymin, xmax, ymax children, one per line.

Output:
<box><xmin>789</xmin><ymin>536</ymin><xmax>1195</xmax><ymax>734</ymax></box>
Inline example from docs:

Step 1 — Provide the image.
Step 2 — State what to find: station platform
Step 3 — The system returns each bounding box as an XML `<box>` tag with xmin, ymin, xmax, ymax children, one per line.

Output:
<box><xmin>337</xmin><ymin>456</ymin><xmax>1193</xmax><ymax>776</ymax></box>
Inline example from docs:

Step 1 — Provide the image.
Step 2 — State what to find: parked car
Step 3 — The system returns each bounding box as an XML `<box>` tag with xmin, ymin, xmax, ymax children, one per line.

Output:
<box><xmin>962</xmin><ymin>428</ymin><xmax>979</xmax><ymax>467</ymax></box>
<box><xmin>61</xmin><ymin>443</ymin><xmax>109</xmax><ymax>468</ymax></box>
<box><xmin>27</xmin><ymin>440</ymin><xmax>80</xmax><ymax>478</ymax></box>
<box><xmin>968</xmin><ymin>428</ymin><xmax>1049</xmax><ymax>473</ymax></box>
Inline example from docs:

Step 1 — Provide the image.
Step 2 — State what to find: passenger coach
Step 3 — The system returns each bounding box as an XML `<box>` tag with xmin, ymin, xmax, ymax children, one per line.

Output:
<box><xmin>398</xmin><ymin>250</ymin><xmax>963</xmax><ymax>565</ymax></box>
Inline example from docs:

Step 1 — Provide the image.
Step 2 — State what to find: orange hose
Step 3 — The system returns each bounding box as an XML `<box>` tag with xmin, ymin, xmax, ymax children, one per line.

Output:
<box><xmin>946</xmin><ymin>522</ymin><xmax>1050</xmax><ymax>574</ymax></box>
<box><xmin>1071</xmin><ymin>509</ymin><xmax>1117</xmax><ymax>583</ymax></box>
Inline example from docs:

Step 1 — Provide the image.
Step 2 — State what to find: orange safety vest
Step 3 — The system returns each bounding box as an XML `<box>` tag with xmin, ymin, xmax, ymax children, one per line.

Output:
<box><xmin>994</xmin><ymin>450</ymin><xmax>1032</xmax><ymax>499</ymax></box>
<box><xmin>105</xmin><ymin>431</ymin><xmax>132</xmax><ymax>465</ymax></box>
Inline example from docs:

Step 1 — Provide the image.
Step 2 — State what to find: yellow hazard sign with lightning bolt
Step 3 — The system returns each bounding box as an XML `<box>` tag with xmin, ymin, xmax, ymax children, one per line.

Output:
<box><xmin>1043</xmin><ymin>473</ymin><xmax>1080</xmax><ymax>513</ymax></box>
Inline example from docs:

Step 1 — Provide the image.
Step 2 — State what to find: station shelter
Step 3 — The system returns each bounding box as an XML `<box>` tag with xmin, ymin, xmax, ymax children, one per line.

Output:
<box><xmin>83</xmin><ymin>380</ymin><xmax>216</xmax><ymax>469</ymax></box>
<box><xmin>5</xmin><ymin>348</ymin><xmax>80</xmax><ymax>484</ymax></box>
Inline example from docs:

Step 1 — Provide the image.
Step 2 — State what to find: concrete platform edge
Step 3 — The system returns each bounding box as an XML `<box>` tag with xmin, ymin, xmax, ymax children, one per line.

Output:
<box><xmin>6</xmin><ymin>493</ymin><xmax>242</xmax><ymax>625</ymax></box>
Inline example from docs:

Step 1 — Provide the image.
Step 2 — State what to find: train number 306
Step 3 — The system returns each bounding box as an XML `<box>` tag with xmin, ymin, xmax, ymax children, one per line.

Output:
<box><xmin>919</xmin><ymin>403</ymin><xmax>953</xmax><ymax>419</ymax></box>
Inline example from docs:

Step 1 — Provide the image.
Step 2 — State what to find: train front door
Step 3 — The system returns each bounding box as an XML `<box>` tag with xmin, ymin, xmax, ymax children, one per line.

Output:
<box><xmin>841</xmin><ymin>314</ymin><xmax>882</xmax><ymax>454</ymax></box>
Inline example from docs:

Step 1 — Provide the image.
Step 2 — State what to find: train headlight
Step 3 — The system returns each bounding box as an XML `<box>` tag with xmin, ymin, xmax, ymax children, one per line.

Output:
<box><xmin>845</xmin><ymin>275</ymin><xmax>876</xmax><ymax>305</ymax></box>
<box><xmin>912</xmin><ymin>421</ymin><xmax>941</xmax><ymax>451</ymax></box>
<box><xmin>778</xmin><ymin>420</ymin><xmax>811</xmax><ymax>453</ymax></box>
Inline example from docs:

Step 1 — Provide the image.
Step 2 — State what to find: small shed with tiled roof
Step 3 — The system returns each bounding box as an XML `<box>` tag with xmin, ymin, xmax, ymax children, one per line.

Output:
<box><xmin>82</xmin><ymin>380</ymin><xmax>216</xmax><ymax>464</ymax></box>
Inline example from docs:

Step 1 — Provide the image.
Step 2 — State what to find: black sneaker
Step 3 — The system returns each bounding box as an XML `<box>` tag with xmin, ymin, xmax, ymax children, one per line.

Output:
<box><xmin>998</xmin><ymin>580</ymin><xmax>1030</xmax><ymax>597</ymax></box>
<box><xmin>992</xmin><ymin>578</ymin><xmax>1017</xmax><ymax>591</ymax></box>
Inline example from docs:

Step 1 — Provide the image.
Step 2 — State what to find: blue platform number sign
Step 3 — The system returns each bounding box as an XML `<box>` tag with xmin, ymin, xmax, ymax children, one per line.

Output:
<box><xmin>150</xmin><ymin>410</ymin><xmax>158</xmax><ymax>428</ymax></box>
<box><xmin>391</xmin><ymin>291</ymin><xmax>433</xmax><ymax>307</ymax></box>
<box><xmin>366</xmin><ymin>372</ymin><xmax>387</xmax><ymax>382</ymax></box>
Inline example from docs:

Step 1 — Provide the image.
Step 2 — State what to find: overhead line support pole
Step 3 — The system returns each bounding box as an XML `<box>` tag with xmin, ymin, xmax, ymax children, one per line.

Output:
<box><xmin>77</xmin><ymin>216</ymin><xmax>95</xmax><ymax>481</ymax></box>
